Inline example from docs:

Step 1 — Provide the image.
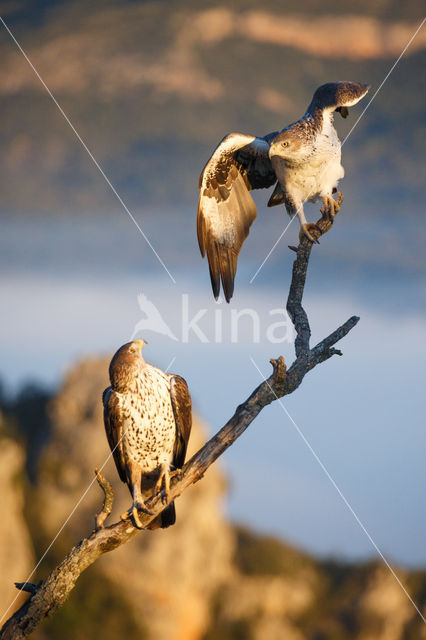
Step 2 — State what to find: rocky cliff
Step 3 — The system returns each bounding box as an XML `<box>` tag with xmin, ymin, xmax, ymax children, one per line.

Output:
<box><xmin>0</xmin><ymin>422</ymin><xmax>34</xmax><ymax>622</ymax></box>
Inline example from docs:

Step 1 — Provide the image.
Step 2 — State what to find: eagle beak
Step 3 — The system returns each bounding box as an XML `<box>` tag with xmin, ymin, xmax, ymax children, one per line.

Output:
<box><xmin>135</xmin><ymin>339</ymin><xmax>148</xmax><ymax>349</ymax></box>
<box><xmin>269</xmin><ymin>144</ymin><xmax>277</xmax><ymax>158</ymax></box>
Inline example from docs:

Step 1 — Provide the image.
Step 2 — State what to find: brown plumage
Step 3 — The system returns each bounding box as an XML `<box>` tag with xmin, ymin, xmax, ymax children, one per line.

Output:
<box><xmin>197</xmin><ymin>81</ymin><xmax>369</xmax><ymax>302</ymax></box>
<box><xmin>197</xmin><ymin>132</ymin><xmax>277</xmax><ymax>302</ymax></box>
<box><xmin>103</xmin><ymin>339</ymin><xmax>192</xmax><ymax>529</ymax></box>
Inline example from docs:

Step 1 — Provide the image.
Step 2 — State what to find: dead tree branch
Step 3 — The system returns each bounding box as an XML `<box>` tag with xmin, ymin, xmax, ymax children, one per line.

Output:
<box><xmin>1</xmin><ymin>208</ymin><xmax>359</xmax><ymax>639</ymax></box>
<box><xmin>93</xmin><ymin>467</ymin><xmax>114</xmax><ymax>531</ymax></box>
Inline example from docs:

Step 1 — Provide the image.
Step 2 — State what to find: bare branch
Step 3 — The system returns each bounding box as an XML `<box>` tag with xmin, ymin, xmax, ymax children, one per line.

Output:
<box><xmin>93</xmin><ymin>468</ymin><xmax>114</xmax><ymax>531</ymax></box>
<box><xmin>286</xmin><ymin>238</ymin><xmax>313</xmax><ymax>356</ymax></box>
<box><xmin>311</xmin><ymin>315</ymin><xmax>360</xmax><ymax>360</ymax></box>
<box><xmin>0</xmin><ymin>206</ymin><xmax>359</xmax><ymax>640</ymax></box>
<box><xmin>286</xmin><ymin>204</ymin><xmax>337</xmax><ymax>356</ymax></box>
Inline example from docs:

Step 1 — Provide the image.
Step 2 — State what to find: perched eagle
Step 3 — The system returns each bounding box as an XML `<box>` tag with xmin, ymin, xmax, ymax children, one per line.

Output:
<box><xmin>103</xmin><ymin>339</ymin><xmax>192</xmax><ymax>529</ymax></box>
<box><xmin>197</xmin><ymin>81</ymin><xmax>370</xmax><ymax>302</ymax></box>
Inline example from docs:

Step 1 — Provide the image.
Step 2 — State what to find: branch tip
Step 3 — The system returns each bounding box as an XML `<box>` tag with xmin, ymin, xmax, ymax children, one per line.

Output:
<box><xmin>270</xmin><ymin>356</ymin><xmax>287</xmax><ymax>385</ymax></box>
<box><xmin>14</xmin><ymin>582</ymin><xmax>38</xmax><ymax>594</ymax></box>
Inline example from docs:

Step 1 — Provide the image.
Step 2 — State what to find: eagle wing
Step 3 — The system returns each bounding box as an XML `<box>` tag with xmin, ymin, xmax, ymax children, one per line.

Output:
<box><xmin>169</xmin><ymin>374</ymin><xmax>192</xmax><ymax>469</ymax></box>
<box><xmin>309</xmin><ymin>81</ymin><xmax>370</xmax><ymax>118</ymax></box>
<box><xmin>197</xmin><ymin>132</ymin><xmax>278</xmax><ymax>302</ymax></box>
<box><xmin>102</xmin><ymin>386</ymin><xmax>127</xmax><ymax>484</ymax></box>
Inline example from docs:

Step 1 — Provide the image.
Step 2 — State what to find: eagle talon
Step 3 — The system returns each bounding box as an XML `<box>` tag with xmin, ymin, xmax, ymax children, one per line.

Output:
<box><xmin>132</xmin><ymin>505</ymin><xmax>144</xmax><ymax>529</ymax></box>
<box><xmin>171</xmin><ymin>468</ymin><xmax>183</xmax><ymax>481</ymax></box>
<box><xmin>321</xmin><ymin>192</ymin><xmax>343</xmax><ymax>221</ymax></box>
<box><xmin>121</xmin><ymin>500</ymin><xmax>152</xmax><ymax>529</ymax></box>
<box><xmin>322</xmin><ymin>208</ymin><xmax>334</xmax><ymax>223</ymax></box>
<box><xmin>300</xmin><ymin>223</ymin><xmax>320</xmax><ymax>244</ymax></box>
<box><xmin>321</xmin><ymin>196</ymin><xmax>336</xmax><ymax>220</ymax></box>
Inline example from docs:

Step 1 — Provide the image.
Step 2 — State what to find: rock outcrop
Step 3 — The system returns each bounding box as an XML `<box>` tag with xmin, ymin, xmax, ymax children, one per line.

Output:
<box><xmin>0</xmin><ymin>429</ymin><xmax>34</xmax><ymax>620</ymax></box>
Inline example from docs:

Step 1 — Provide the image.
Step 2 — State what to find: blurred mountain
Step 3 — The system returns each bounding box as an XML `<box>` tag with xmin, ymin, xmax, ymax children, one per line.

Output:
<box><xmin>0</xmin><ymin>0</ymin><xmax>424</xmax><ymax>217</ymax></box>
<box><xmin>1</xmin><ymin>356</ymin><xmax>426</xmax><ymax>639</ymax></box>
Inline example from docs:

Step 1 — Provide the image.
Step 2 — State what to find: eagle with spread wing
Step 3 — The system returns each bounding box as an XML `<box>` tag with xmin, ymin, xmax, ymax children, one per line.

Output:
<box><xmin>103</xmin><ymin>339</ymin><xmax>192</xmax><ymax>529</ymax></box>
<box><xmin>197</xmin><ymin>81</ymin><xmax>369</xmax><ymax>302</ymax></box>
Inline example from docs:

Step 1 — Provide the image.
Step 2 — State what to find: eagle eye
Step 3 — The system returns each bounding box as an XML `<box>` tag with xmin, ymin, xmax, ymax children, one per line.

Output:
<box><xmin>281</xmin><ymin>141</ymin><xmax>290</xmax><ymax>148</ymax></box>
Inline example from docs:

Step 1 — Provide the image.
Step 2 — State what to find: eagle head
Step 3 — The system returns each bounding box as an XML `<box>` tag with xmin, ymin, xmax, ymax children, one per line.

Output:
<box><xmin>109</xmin><ymin>339</ymin><xmax>147</xmax><ymax>390</ymax></box>
<box><xmin>269</xmin><ymin>131</ymin><xmax>304</xmax><ymax>163</ymax></box>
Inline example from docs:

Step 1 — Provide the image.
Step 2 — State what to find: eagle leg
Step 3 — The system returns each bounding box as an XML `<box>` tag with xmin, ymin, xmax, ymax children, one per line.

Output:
<box><xmin>121</xmin><ymin>464</ymin><xmax>153</xmax><ymax>528</ymax></box>
<box><xmin>154</xmin><ymin>463</ymin><xmax>171</xmax><ymax>505</ymax></box>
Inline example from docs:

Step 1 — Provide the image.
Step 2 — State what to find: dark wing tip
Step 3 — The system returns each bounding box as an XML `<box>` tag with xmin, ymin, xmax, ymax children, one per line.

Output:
<box><xmin>102</xmin><ymin>386</ymin><xmax>111</xmax><ymax>406</ymax></box>
<box><xmin>169</xmin><ymin>375</ymin><xmax>192</xmax><ymax>471</ymax></box>
<box><xmin>102</xmin><ymin>389</ymin><xmax>127</xmax><ymax>485</ymax></box>
<box><xmin>196</xmin><ymin>201</ymin><xmax>206</xmax><ymax>257</ymax></box>
<box><xmin>220</xmin><ymin>247</ymin><xmax>237</xmax><ymax>303</ymax></box>
<box><xmin>207</xmin><ymin>241</ymin><xmax>221</xmax><ymax>300</ymax></box>
<box><xmin>267</xmin><ymin>182</ymin><xmax>285</xmax><ymax>208</ymax></box>
<box><xmin>207</xmin><ymin>240</ymin><xmax>237</xmax><ymax>302</ymax></box>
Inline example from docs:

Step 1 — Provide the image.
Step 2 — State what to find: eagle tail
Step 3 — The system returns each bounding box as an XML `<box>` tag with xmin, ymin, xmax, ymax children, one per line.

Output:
<box><xmin>160</xmin><ymin>502</ymin><xmax>176</xmax><ymax>528</ymax></box>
